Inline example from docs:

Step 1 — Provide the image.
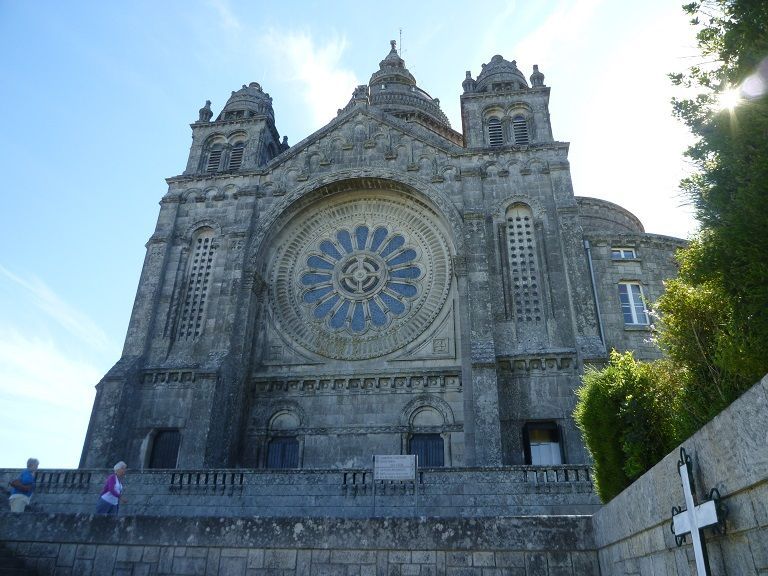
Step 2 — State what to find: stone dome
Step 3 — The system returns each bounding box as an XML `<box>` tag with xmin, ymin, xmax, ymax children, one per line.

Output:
<box><xmin>475</xmin><ymin>55</ymin><xmax>529</xmax><ymax>92</ymax></box>
<box><xmin>216</xmin><ymin>82</ymin><xmax>275</xmax><ymax>122</ymax></box>
<box><xmin>367</xmin><ymin>41</ymin><xmax>450</xmax><ymax>128</ymax></box>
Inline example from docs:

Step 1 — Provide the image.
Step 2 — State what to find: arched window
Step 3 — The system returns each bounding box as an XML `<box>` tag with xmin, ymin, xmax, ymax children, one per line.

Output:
<box><xmin>228</xmin><ymin>142</ymin><xmax>245</xmax><ymax>170</ymax></box>
<box><xmin>148</xmin><ymin>429</ymin><xmax>181</xmax><ymax>469</ymax></box>
<box><xmin>512</xmin><ymin>115</ymin><xmax>530</xmax><ymax>145</ymax></box>
<box><xmin>406</xmin><ymin>406</ymin><xmax>446</xmax><ymax>467</ymax></box>
<box><xmin>505</xmin><ymin>204</ymin><xmax>542</xmax><ymax>324</ymax></box>
<box><xmin>178</xmin><ymin>228</ymin><xmax>216</xmax><ymax>340</ymax></box>
<box><xmin>205</xmin><ymin>143</ymin><xmax>224</xmax><ymax>172</ymax></box>
<box><xmin>487</xmin><ymin>117</ymin><xmax>503</xmax><ymax>147</ymax></box>
<box><xmin>266</xmin><ymin>411</ymin><xmax>301</xmax><ymax>469</ymax></box>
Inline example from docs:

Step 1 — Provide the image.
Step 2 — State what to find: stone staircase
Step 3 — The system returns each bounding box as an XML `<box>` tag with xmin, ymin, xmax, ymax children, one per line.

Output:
<box><xmin>0</xmin><ymin>485</ymin><xmax>37</xmax><ymax>575</ymax></box>
<box><xmin>0</xmin><ymin>544</ymin><xmax>33</xmax><ymax>576</ymax></box>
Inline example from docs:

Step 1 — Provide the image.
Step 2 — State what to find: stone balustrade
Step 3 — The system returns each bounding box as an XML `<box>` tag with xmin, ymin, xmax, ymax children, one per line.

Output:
<box><xmin>1</xmin><ymin>465</ymin><xmax>599</xmax><ymax>519</ymax></box>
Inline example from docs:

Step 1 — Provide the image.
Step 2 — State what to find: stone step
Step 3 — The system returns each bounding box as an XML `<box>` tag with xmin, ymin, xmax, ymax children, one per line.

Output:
<box><xmin>0</xmin><ymin>544</ymin><xmax>29</xmax><ymax>576</ymax></box>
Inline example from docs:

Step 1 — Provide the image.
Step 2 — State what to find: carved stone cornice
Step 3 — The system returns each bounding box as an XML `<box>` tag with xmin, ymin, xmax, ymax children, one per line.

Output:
<box><xmin>145</xmin><ymin>234</ymin><xmax>168</xmax><ymax>246</ymax></box>
<box><xmin>234</xmin><ymin>186</ymin><xmax>258</xmax><ymax>198</ymax></box>
<box><xmin>249</xmin><ymin>372</ymin><xmax>462</xmax><ymax>398</ymax></box>
<box><xmin>461</xmin><ymin>167</ymin><xmax>483</xmax><ymax>178</ymax></box>
<box><xmin>497</xmin><ymin>351</ymin><xmax>578</xmax><ymax>373</ymax></box>
<box><xmin>166</xmin><ymin>169</ymin><xmax>266</xmax><ymax>185</ymax></box>
<box><xmin>139</xmin><ymin>368</ymin><xmax>217</xmax><ymax>389</ymax></box>
<box><xmin>160</xmin><ymin>194</ymin><xmax>182</xmax><ymax>204</ymax></box>
<box><xmin>247</xmin><ymin>424</ymin><xmax>464</xmax><ymax>437</ymax></box>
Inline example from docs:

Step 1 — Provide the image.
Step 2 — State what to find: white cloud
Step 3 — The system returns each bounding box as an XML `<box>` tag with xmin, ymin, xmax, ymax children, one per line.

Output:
<box><xmin>262</xmin><ymin>30</ymin><xmax>359</xmax><ymax>130</ymax></box>
<box><xmin>508</xmin><ymin>0</ymin><xmax>603</xmax><ymax>66</ymax></box>
<box><xmin>206</xmin><ymin>0</ymin><xmax>241</xmax><ymax>31</ymax></box>
<box><xmin>565</xmin><ymin>7</ymin><xmax>698</xmax><ymax>238</ymax></box>
<box><xmin>0</xmin><ymin>264</ymin><xmax>113</xmax><ymax>351</ymax></box>
<box><xmin>0</xmin><ymin>329</ymin><xmax>99</xmax><ymax>410</ymax></box>
<box><xmin>0</xmin><ymin>329</ymin><xmax>98</xmax><ymax>468</ymax></box>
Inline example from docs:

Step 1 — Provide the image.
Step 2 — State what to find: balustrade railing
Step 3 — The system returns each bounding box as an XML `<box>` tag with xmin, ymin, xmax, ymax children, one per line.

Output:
<box><xmin>169</xmin><ymin>471</ymin><xmax>245</xmax><ymax>493</ymax></box>
<box><xmin>35</xmin><ymin>471</ymin><xmax>93</xmax><ymax>493</ymax></box>
<box><xmin>5</xmin><ymin>465</ymin><xmax>592</xmax><ymax>496</ymax></box>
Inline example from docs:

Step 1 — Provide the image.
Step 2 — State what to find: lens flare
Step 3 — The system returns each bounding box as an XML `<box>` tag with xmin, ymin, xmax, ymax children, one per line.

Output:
<box><xmin>718</xmin><ymin>87</ymin><xmax>742</xmax><ymax>110</ymax></box>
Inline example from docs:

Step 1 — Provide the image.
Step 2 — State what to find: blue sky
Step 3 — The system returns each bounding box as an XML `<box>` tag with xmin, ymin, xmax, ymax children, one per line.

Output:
<box><xmin>0</xmin><ymin>0</ymin><xmax>699</xmax><ymax>469</ymax></box>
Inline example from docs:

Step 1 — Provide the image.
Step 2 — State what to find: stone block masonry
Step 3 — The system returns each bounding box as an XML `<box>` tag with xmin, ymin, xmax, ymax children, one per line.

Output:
<box><xmin>0</xmin><ymin>514</ymin><xmax>598</xmax><ymax>576</ymax></box>
<box><xmin>0</xmin><ymin>466</ymin><xmax>600</xmax><ymax>519</ymax></box>
<box><xmin>5</xmin><ymin>378</ymin><xmax>766</xmax><ymax>574</ymax></box>
<box><xmin>592</xmin><ymin>374</ymin><xmax>768</xmax><ymax>575</ymax></box>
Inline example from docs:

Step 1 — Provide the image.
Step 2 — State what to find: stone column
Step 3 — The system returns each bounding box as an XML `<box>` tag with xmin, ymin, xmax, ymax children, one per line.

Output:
<box><xmin>79</xmin><ymin>357</ymin><xmax>140</xmax><ymax>468</ymax></box>
<box><xmin>460</xmin><ymin>210</ymin><xmax>503</xmax><ymax>466</ymax></box>
<box><xmin>122</xmin><ymin>194</ymin><xmax>181</xmax><ymax>357</ymax></box>
<box><xmin>550</xmin><ymin>161</ymin><xmax>605</xmax><ymax>360</ymax></box>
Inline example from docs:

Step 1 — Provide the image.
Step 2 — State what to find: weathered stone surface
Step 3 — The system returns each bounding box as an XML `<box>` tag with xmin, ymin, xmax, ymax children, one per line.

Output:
<box><xmin>593</xmin><ymin>376</ymin><xmax>768</xmax><ymax>575</ymax></box>
<box><xmin>4</xmin><ymin>40</ymin><xmax>732</xmax><ymax>576</ymax></box>
<box><xmin>0</xmin><ymin>514</ymin><xmax>596</xmax><ymax>575</ymax></box>
<box><xmin>72</xmin><ymin>45</ymin><xmax>682</xmax><ymax>475</ymax></box>
<box><xmin>0</xmin><ymin>466</ymin><xmax>600</xmax><ymax>519</ymax></box>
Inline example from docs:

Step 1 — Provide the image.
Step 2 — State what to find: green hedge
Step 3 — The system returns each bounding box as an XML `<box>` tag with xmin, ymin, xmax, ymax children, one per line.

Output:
<box><xmin>574</xmin><ymin>351</ymin><xmax>684</xmax><ymax>502</ymax></box>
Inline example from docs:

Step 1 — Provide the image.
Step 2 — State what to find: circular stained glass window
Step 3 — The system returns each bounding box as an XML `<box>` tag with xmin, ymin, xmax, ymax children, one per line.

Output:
<box><xmin>269</xmin><ymin>192</ymin><xmax>452</xmax><ymax>360</ymax></box>
<box><xmin>300</xmin><ymin>225</ymin><xmax>421</xmax><ymax>333</ymax></box>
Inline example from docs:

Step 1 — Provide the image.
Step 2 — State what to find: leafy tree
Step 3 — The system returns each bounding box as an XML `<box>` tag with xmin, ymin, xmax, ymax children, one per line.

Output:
<box><xmin>666</xmin><ymin>0</ymin><xmax>768</xmax><ymax>396</ymax></box>
<box><xmin>575</xmin><ymin>2</ymin><xmax>768</xmax><ymax>501</ymax></box>
<box><xmin>574</xmin><ymin>352</ymin><xmax>684</xmax><ymax>502</ymax></box>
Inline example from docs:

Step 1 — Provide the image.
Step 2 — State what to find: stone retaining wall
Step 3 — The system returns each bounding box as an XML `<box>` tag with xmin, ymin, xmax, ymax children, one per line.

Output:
<box><xmin>592</xmin><ymin>374</ymin><xmax>768</xmax><ymax>575</ymax></box>
<box><xmin>0</xmin><ymin>513</ymin><xmax>598</xmax><ymax>575</ymax></box>
<box><xmin>8</xmin><ymin>377</ymin><xmax>766</xmax><ymax>575</ymax></box>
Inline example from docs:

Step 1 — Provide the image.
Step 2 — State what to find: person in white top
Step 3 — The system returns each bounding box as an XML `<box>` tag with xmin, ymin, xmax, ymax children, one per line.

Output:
<box><xmin>96</xmin><ymin>461</ymin><xmax>128</xmax><ymax>515</ymax></box>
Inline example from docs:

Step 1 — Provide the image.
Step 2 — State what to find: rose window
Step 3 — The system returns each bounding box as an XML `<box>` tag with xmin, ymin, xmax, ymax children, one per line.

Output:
<box><xmin>301</xmin><ymin>226</ymin><xmax>421</xmax><ymax>333</ymax></box>
<box><xmin>269</xmin><ymin>192</ymin><xmax>452</xmax><ymax>360</ymax></box>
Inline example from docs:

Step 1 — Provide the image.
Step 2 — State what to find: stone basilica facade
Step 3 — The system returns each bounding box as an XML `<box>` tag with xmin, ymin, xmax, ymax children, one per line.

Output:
<box><xmin>80</xmin><ymin>42</ymin><xmax>685</xmax><ymax>472</ymax></box>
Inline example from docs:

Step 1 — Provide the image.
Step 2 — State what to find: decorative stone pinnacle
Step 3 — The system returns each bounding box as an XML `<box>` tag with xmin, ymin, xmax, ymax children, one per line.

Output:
<box><xmin>198</xmin><ymin>100</ymin><xmax>213</xmax><ymax>123</ymax></box>
<box><xmin>530</xmin><ymin>64</ymin><xmax>545</xmax><ymax>87</ymax></box>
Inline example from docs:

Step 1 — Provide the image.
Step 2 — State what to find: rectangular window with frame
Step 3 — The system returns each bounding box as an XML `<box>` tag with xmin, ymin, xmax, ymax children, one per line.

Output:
<box><xmin>611</xmin><ymin>247</ymin><xmax>637</xmax><ymax>260</ymax></box>
<box><xmin>523</xmin><ymin>422</ymin><xmax>563</xmax><ymax>465</ymax></box>
<box><xmin>618</xmin><ymin>282</ymin><xmax>649</xmax><ymax>325</ymax></box>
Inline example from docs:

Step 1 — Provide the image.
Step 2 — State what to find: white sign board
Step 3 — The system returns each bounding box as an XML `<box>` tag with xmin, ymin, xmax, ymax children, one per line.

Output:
<box><xmin>373</xmin><ymin>455</ymin><xmax>417</xmax><ymax>481</ymax></box>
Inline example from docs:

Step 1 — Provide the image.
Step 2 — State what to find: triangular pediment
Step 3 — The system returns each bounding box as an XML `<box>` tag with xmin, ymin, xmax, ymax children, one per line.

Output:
<box><xmin>257</xmin><ymin>106</ymin><xmax>464</xmax><ymax>192</ymax></box>
<box><xmin>271</xmin><ymin>105</ymin><xmax>463</xmax><ymax>166</ymax></box>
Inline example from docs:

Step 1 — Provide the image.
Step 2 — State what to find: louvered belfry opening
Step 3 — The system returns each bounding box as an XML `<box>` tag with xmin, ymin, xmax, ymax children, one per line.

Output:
<box><xmin>488</xmin><ymin>117</ymin><xmax>503</xmax><ymax>147</ymax></box>
<box><xmin>512</xmin><ymin>115</ymin><xmax>529</xmax><ymax>145</ymax></box>
<box><xmin>228</xmin><ymin>143</ymin><xmax>244</xmax><ymax>170</ymax></box>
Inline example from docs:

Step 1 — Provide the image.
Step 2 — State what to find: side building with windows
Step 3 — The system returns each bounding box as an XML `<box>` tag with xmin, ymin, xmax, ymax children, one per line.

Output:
<box><xmin>80</xmin><ymin>44</ymin><xmax>685</xmax><ymax>472</ymax></box>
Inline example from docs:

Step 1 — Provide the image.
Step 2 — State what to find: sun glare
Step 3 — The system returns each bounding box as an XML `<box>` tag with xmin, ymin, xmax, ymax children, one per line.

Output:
<box><xmin>719</xmin><ymin>87</ymin><xmax>742</xmax><ymax>110</ymax></box>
